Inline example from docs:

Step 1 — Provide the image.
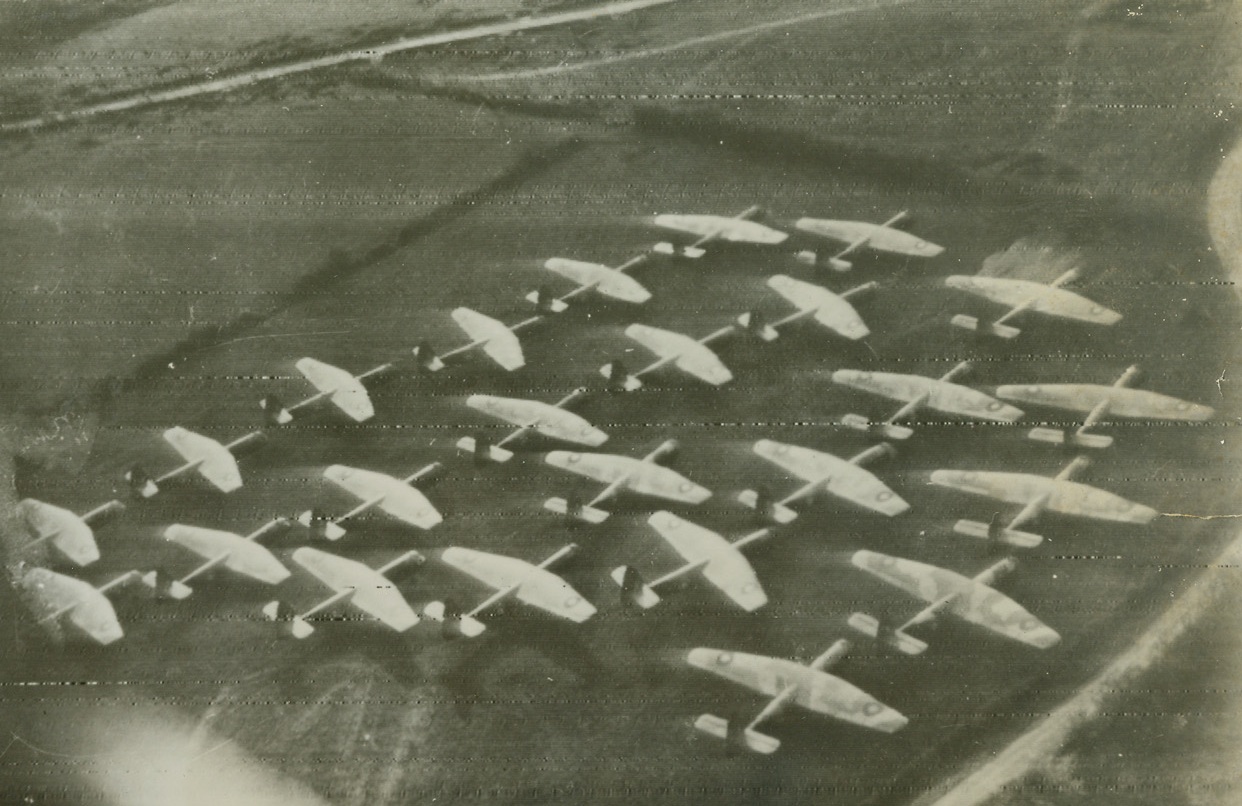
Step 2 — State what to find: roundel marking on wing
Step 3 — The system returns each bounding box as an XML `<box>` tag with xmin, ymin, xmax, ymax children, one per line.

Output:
<box><xmin>716</xmin><ymin>652</ymin><xmax>733</xmax><ymax>665</ymax></box>
<box><xmin>679</xmin><ymin>482</ymin><xmax>693</xmax><ymax>493</ymax></box>
<box><xmin>1020</xmin><ymin>617</ymin><xmax>1038</xmax><ymax>632</ymax></box>
<box><xmin>567</xmin><ymin>453</ymin><xmax>581</xmax><ymax>463</ymax></box>
<box><xmin>877</xmin><ymin>491</ymin><xmax>893</xmax><ymax>502</ymax></box>
<box><xmin>863</xmin><ymin>701</ymin><xmax>884</xmax><ymax>716</ymax></box>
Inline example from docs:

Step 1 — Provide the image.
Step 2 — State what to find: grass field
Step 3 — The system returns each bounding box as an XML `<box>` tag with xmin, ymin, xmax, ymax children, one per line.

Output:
<box><xmin>0</xmin><ymin>0</ymin><xmax>1237</xmax><ymax>804</ymax></box>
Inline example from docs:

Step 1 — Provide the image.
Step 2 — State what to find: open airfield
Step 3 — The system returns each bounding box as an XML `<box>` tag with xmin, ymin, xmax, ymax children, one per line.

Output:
<box><xmin>0</xmin><ymin>1</ymin><xmax>1239</xmax><ymax>804</ymax></box>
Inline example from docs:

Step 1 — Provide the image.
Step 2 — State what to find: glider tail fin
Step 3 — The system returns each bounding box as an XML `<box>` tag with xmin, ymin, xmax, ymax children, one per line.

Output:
<box><xmin>260</xmin><ymin>394</ymin><xmax>294</xmax><ymax>426</ymax></box>
<box><xmin>125</xmin><ymin>465</ymin><xmax>159</xmax><ymax>499</ymax></box>
<box><xmin>610</xmin><ymin>566</ymin><xmax>661</xmax><ymax>609</ymax></box>
<box><xmin>412</xmin><ymin>341</ymin><xmax>446</xmax><ymax>372</ymax></box>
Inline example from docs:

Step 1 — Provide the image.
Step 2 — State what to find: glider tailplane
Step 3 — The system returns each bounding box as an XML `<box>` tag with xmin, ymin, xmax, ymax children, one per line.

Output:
<box><xmin>847</xmin><ymin>612</ymin><xmax>929</xmax><ymax>656</ymax></box>
<box><xmin>544</xmin><ymin>494</ymin><xmax>609</xmax><ymax>525</ymax></box>
<box><xmin>953</xmin><ymin>513</ymin><xmax>1043</xmax><ymax>549</ymax></box>
<box><xmin>456</xmin><ymin>434</ymin><xmax>514</xmax><ymax>464</ymax></box>
<box><xmin>950</xmin><ymin>313</ymin><xmax>1021</xmax><ymax>340</ymax></box>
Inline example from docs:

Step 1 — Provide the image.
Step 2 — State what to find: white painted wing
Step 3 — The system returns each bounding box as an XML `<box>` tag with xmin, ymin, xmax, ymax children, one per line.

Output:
<box><xmin>545</xmin><ymin>452</ymin><xmax>712</xmax><ymax>504</ymax></box>
<box><xmin>441</xmin><ymin>547</ymin><xmax>595</xmax><ymax>622</ymax></box>
<box><xmin>163</xmin><ymin>427</ymin><xmax>243</xmax><ymax>493</ymax></box>
<box><xmin>323</xmin><ymin>465</ymin><xmax>442</xmax><ymax>530</ymax></box>
<box><xmin>851</xmin><ymin>550</ymin><xmax>1059</xmax><ymax>649</ymax></box>
<box><xmin>768</xmin><ymin>275</ymin><xmax>869</xmax><ymax>339</ymax></box>
<box><xmin>467</xmin><ymin>395</ymin><xmax>607</xmax><ymax>446</ymax></box>
<box><xmin>794</xmin><ymin>219</ymin><xmax>943</xmax><ymax>257</ymax></box>
<box><xmin>164</xmin><ymin>525</ymin><xmax>290</xmax><ymax>585</ymax></box>
<box><xmin>18</xmin><ymin>499</ymin><xmax>99</xmax><ymax>566</ymax></box>
<box><xmin>21</xmin><ymin>568</ymin><xmax>123</xmax><ymax>644</ymax></box>
<box><xmin>543</xmin><ymin>258</ymin><xmax>651</xmax><ymax>303</ymax></box>
<box><xmin>292</xmin><ymin>547</ymin><xmax>419</xmax><ymax>632</ymax></box>
<box><xmin>452</xmin><ymin>307</ymin><xmax>524</xmax><ymax>371</ymax></box>
<box><xmin>753</xmin><ymin>440</ymin><xmax>907</xmax><ymax>516</ymax></box>
<box><xmin>995</xmin><ymin>384</ymin><xmax>1214</xmax><ymax>421</ymax></box>
<box><xmin>944</xmin><ymin>276</ymin><xmax>1121</xmax><ymax>325</ymax></box>
<box><xmin>648</xmin><ymin>511</ymin><xmax>765</xmax><ymax>611</ymax></box>
<box><xmin>687</xmin><ymin>649</ymin><xmax>907</xmax><ymax>732</ymax></box>
<box><xmin>833</xmin><ymin>370</ymin><xmax>1023</xmax><ymax>422</ymax></box>
<box><xmin>625</xmin><ymin>324</ymin><xmax>732</xmax><ymax>385</ymax></box>
<box><xmin>295</xmin><ymin>357</ymin><xmax>374</xmax><ymax>422</ymax></box>
<box><xmin>653</xmin><ymin>214</ymin><xmax>788</xmax><ymax>244</ymax></box>
<box><xmin>929</xmin><ymin>470</ymin><xmax>1155</xmax><ymax>524</ymax></box>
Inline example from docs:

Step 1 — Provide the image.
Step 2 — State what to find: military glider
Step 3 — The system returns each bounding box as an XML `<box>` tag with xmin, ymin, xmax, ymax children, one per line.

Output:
<box><xmin>126</xmin><ymin>427</ymin><xmax>264</xmax><ymax>498</ymax></box>
<box><xmin>930</xmin><ymin>455</ymin><xmax>1158</xmax><ymax>548</ymax></box>
<box><xmin>652</xmin><ymin>205</ymin><xmax>787</xmax><ymax>258</ymax></box>
<box><xmin>600</xmin><ymin>322</ymin><xmax>741</xmax><ymax>391</ymax></box>
<box><xmin>300</xmin><ymin>463</ymin><xmax>443</xmax><ymax>539</ymax></box>
<box><xmin>264</xmin><ymin>547</ymin><xmax>424</xmax><ymax>639</ymax></box>
<box><xmin>262</xmin><ymin>356</ymin><xmax>393</xmax><ymax>424</ymax></box>
<box><xmin>161</xmin><ymin>519</ymin><xmax>292</xmax><ymax>599</ymax></box>
<box><xmin>833</xmin><ymin>361</ymin><xmax>1024</xmax><ymax>440</ymax></box>
<box><xmin>740</xmin><ymin>440</ymin><xmax>908</xmax><ymax>521</ymax></box>
<box><xmin>612</xmin><ymin>511</ymin><xmax>772</xmax><ymax>612</ymax></box>
<box><xmin>20</xmin><ymin>566</ymin><xmax>152</xmax><ymax>645</ymax></box>
<box><xmin>996</xmin><ymin>364</ymin><xmax>1215</xmax><ymax>449</ymax></box>
<box><xmin>543</xmin><ymin>439</ymin><xmax>710</xmax><ymax>521</ymax></box>
<box><xmin>543</xmin><ymin>440</ymin><xmax>711</xmax><ymax>523</ymax></box>
<box><xmin>526</xmin><ymin>255</ymin><xmax>652</xmax><ymax>311</ymax></box>
<box><xmin>793</xmin><ymin>210</ymin><xmax>944</xmax><ymax>271</ymax></box>
<box><xmin>737</xmin><ymin>276</ymin><xmax>876</xmax><ymax>342</ymax></box>
<box><xmin>17</xmin><ymin>498</ymin><xmax>125</xmax><ymax>567</ymax></box>
<box><xmin>947</xmin><ymin>268</ymin><xmax>1121</xmax><ymax>339</ymax></box>
<box><xmin>688</xmin><ymin>638</ymin><xmax>907</xmax><ymax>754</ymax></box>
<box><xmin>456</xmin><ymin>387</ymin><xmax>606</xmax><ymax>463</ymax></box>
<box><xmin>412</xmin><ymin>307</ymin><xmax>538</xmax><ymax>373</ymax></box>
<box><xmin>849</xmin><ymin>550</ymin><xmax>1060</xmax><ymax>654</ymax></box>
<box><xmin>425</xmin><ymin>543</ymin><xmax>595</xmax><ymax>637</ymax></box>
